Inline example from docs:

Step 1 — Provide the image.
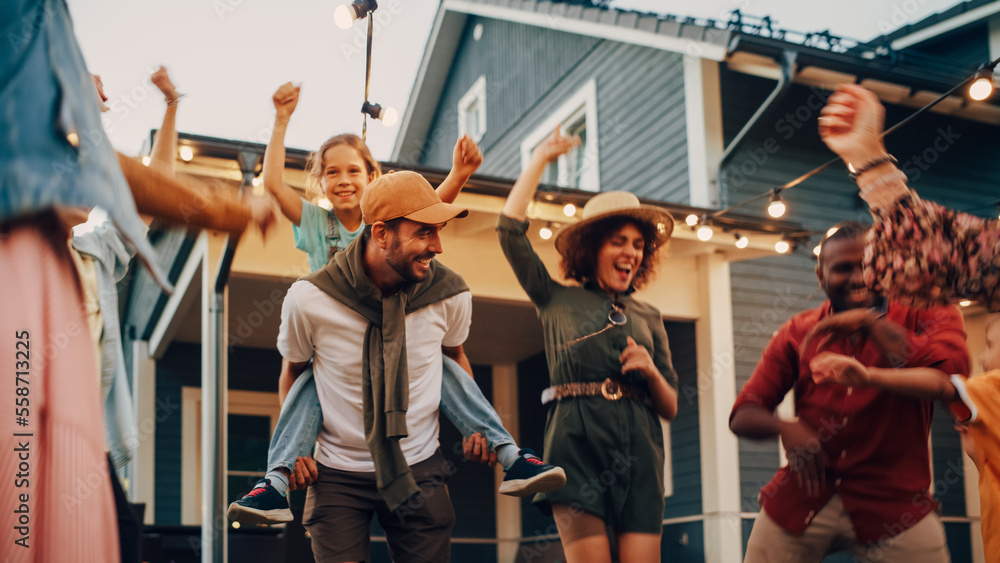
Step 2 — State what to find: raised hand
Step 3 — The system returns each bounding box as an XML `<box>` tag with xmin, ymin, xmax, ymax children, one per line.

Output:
<box><xmin>452</xmin><ymin>134</ymin><xmax>483</xmax><ymax>180</ymax></box>
<box><xmin>272</xmin><ymin>81</ymin><xmax>301</xmax><ymax>120</ymax></box>
<box><xmin>151</xmin><ymin>65</ymin><xmax>180</xmax><ymax>104</ymax></box>
<box><xmin>530</xmin><ymin>124</ymin><xmax>580</xmax><ymax>165</ymax></box>
<box><xmin>810</xmin><ymin>352</ymin><xmax>871</xmax><ymax>387</ymax></box>
<box><xmin>818</xmin><ymin>84</ymin><xmax>888</xmax><ymax>166</ymax></box>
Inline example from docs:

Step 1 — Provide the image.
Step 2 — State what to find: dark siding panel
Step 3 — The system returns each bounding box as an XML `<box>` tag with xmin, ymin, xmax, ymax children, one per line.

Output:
<box><xmin>420</xmin><ymin>17</ymin><xmax>690</xmax><ymax>204</ymax></box>
<box><xmin>906</xmin><ymin>22</ymin><xmax>990</xmax><ymax>72</ymax></box>
<box><xmin>665</xmin><ymin>321</ymin><xmax>701</xmax><ymax>519</ymax></box>
<box><xmin>441</xmin><ymin>365</ymin><xmax>498</xmax><ymax>539</ymax></box>
<box><xmin>418</xmin><ymin>16</ymin><xmax>602</xmax><ymax>168</ymax></box>
<box><xmin>154</xmin><ymin>342</ymin><xmax>201</xmax><ymax>524</ymax></box>
<box><xmin>722</xmin><ymin>67</ymin><xmax>997</xmax><ymax>517</ymax></box>
<box><xmin>122</xmin><ymin>227</ymin><xmax>196</xmax><ymax>378</ymax></box>
<box><xmin>518</xmin><ymin>351</ymin><xmax>557</xmax><ymax>538</ymax></box>
<box><xmin>661</xmin><ymin>521</ymin><xmax>704</xmax><ymax>561</ymax></box>
<box><xmin>932</xmin><ymin>405</ymin><xmax>967</xmax><ymax>517</ymax></box>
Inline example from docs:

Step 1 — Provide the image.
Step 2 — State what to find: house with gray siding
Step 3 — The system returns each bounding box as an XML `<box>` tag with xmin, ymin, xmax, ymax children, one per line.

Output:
<box><xmin>392</xmin><ymin>1</ymin><xmax>1000</xmax><ymax>561</ymax></box>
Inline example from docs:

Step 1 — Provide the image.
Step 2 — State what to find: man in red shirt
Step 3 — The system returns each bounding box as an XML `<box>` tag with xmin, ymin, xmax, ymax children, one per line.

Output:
<box><xmin>730</xmin><ymin>221</ymin><xmax>969</xmax><ymax>561</ymax></box>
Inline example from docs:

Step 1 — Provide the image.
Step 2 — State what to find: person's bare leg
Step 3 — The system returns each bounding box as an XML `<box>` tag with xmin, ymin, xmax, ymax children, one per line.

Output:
<box><xmin>552</xmin><ymin>504</ymin><xmax>612</xmax><ymax>563</ymax></box>
<box><xmin>617</xmin><ymin>532</ymin><xmax>661</xmax><ymax>563</ymax></box>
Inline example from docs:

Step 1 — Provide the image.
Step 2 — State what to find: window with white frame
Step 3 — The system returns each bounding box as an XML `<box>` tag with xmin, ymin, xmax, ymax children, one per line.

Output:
<box><xmin>458</xmin><ymin>75</ymin><xmax>487</xmax><ymax>143</ymax></box>
<box><xmin>521</xmin><ymin>79</ymin><xmax>600</xmax><ymax>192</ymax></box>
<box><xmin>180</xmin><ymin>388</ymin><xmax>281</xmax><ymax>525</ymax></box>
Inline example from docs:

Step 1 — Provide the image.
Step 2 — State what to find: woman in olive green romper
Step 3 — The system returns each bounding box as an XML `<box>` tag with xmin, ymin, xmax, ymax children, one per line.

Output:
<box><xmin>496</xmin><ymin>126</ymin><xmax>679</xmax><ymax>563</ymax></box>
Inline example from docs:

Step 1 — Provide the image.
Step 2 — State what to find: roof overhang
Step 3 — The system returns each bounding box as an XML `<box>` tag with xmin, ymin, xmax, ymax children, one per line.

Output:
<box><xmin>725</xmin><ymin>34</ymin><xmax>1000</xmax><ymax>126</ymax></box>
<box><xmin>889</xmin><ymin>0</ymin><xmax>1000</xmax><ymax>50</ymax></box>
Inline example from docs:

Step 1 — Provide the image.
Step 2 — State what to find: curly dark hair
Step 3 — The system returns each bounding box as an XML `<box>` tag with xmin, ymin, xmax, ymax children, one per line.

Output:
<box><xmin>560</xmin><ymin>216</ymin><xmax>664</xmax><ymax>291</ymax></box>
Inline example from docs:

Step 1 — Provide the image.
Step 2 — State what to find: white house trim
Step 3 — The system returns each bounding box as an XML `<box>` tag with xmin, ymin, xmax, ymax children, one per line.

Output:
<box><xmin>696</xmin><ymin>253</ymin><xmax>742</xmax><ymax>563</ymax></box>
<box><xmin>492</xmin><ymin>363</ymin><xmax>521</xmax><ymax>563</ymax></box>
<box><xmin>130</xmin><ymin>340</ymin><xmax>157</xmax><ymax>524</ymax></box>
<box><xmin>148</xmin><ymin>233</ymin><xmax>206</xmax><ymax>360</ymax></box>
<box><xmin>458</xmin><ymin>75</ymin><xmax>488</xmax><ymax>143</ymax></box>
<box><xmin>683</xmin><ymin>55</ymin><xmax>723</xmax><ymax>208</ymax></box>
<box><xmin>519</xmin><ymin>78</ymin><xmax>600</xmax><ymax>192</ymax></box>
<box><xmin>891</xmin><ymin>1</ymin><xmax>1000</xmax><ymax>50</ymax></box>
<box><xmin>444</xmin><ymin>0</ymin><xmax>728</xmax><ymax>61</ymax></box>
<box><xmin>989</xmin><ymin>13</ymin><xmax>1000</xmax><ymax>59</ymax></box>
<box><xmin>181</xmin><ymin>387</ymin><xmax>281</xmax><ymax>525</ymax></box>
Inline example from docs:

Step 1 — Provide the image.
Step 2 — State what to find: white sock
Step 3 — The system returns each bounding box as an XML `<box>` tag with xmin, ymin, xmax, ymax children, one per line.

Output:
<box><xmin>497</xmin><ymin>444</ymin><xmax>521</xmax><ymax>470</ymax></box>
<box><xmin>262</xmin><ymin>470</ymin><xmax>290</xmax><ymax>497</ymax></box>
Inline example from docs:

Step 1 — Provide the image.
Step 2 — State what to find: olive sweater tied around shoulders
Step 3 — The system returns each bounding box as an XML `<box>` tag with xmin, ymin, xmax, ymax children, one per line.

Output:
<box><xmin>304</xmin><ymin>235</ymin><xmax>469</xmax><ymax>511</ymax></box>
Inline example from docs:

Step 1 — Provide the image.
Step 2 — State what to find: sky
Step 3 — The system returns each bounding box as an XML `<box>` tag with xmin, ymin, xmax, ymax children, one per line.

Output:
<box><xmin>68</xmin><ymin>0</ymin><xmax>968</xmax><ymax>162</ymax></box>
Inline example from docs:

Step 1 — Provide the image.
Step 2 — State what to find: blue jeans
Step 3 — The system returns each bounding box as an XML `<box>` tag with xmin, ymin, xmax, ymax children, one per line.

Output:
<box><xmin>267</xmin><ymin>355</ymin><xmax>514</xmax><ymax>473</ymax></box>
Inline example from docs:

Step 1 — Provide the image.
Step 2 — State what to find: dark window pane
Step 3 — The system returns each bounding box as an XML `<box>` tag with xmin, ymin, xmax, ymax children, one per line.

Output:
<box><xmin>229</xmin><ymin>414</ymin><xmax>271</xmax><ymax>473</ymax></box>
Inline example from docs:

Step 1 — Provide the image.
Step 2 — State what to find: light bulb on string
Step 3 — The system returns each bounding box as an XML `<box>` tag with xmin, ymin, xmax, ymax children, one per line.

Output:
<box><xmin>696</xmin><ymin>224</ymin><xmax>713</xmax><ymax>241</ymax></box>
<box><xmin>969</xmin><ymin>68</ymin><xmax>995</xmax><ymax>101</ymax></box>
<box><xmin>564</xmin><ymin>204</ymin><xmax>577</xmax><ymax>217</ymax></box>
<box><xmin>334</xmin><ymin>0</ymin><xmax>377</xmax><ymax>29</ymax></box>
<box><xmin>767</xmin><ymin>190</ymin><xmax>786</xmax><ymax>218</ymax></box>
<box><xmin>734</xmin><ymin>234</ymin><xmax>749</xmax><ymax>249</ymax></box>
<box><xmin>685</xmin><ymin>214</ymin><xmax>699</xmax><ymax>227</ymax></box>
<box><xmin>813</xmin><ymin>245</ymin><xmax>822</xmax><ymax>257</ymax></box>
<box><xmin>775</xmin><ymin>239</ymin><xmax>791</xmax><ymax>254</ymax></box>
<box><xmin>179</xmin><ymin>146</ymin><xmax>194</xmax><ymax>162</ymax></box>
<box><xmin>539</xmin><ymin>223</ymin><xmax>553</xmax><ymax>240</ymax></box>
<box><xmin>826</xmin><ymin>226</ymin><xmax>839</xmax><ymax>238</ymax></box>
<box><xmin>361</xmin><ymin>101</ymin><xmax>398</xmax><ymax>127</ymax></box>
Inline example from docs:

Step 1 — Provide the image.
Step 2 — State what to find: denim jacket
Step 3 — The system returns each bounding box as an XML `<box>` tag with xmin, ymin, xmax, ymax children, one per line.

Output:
<box><xmin>1</xmin><ymin>0</ymin><xmax>169</xmax><ymax>291</ymax></box>
<box><xmin>72</xmin><ymin>219</ymin><xmax>139</xmax><ymax>468</ymax></box>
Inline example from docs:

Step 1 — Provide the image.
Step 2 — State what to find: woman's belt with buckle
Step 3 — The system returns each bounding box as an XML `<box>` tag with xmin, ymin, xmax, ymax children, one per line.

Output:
<box><xmin>540</xmin><ymin>378</ymin><xmax>645</xmax><ymax>405</ymax></box>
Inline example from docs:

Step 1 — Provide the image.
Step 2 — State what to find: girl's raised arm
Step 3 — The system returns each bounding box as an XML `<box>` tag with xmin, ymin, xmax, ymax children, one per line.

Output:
<box><xmin>263</xmin><ymin>82</ymin><xmax>306</xmax><ymax>225</ymax></box>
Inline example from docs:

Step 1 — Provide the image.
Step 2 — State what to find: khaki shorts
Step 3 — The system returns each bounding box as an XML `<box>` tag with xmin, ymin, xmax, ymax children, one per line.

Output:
<box><xmin>303</xmin><ymin>450</ymin><xmax>456</xmax><ymax>563</ymax></box>
<box><xmin>745</xmin><ymin>494</ymin><xmax>950</xmax><ymax>563</ymax></box>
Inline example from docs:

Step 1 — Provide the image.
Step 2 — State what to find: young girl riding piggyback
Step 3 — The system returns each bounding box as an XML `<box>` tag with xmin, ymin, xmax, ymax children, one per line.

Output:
<box><xmin>228</xmin><ymin>82</ymin><xmax>566</xmax><ymax>526</ymax></box>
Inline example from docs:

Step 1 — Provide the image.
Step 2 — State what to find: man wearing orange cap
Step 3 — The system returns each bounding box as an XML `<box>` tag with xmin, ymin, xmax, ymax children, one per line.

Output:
<box><xmin>275</xmin><ymin>171</ymin><xmax>477</xmax><ymax>561</ymax></box>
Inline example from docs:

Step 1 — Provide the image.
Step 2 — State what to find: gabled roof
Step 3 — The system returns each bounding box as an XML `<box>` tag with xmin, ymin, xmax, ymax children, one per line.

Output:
<box><xmin>392</xmin><ymin>0</ymin><xmax>732</xmax><ymax>163</ymax></box>
<box><xmin>393</xmin><ymin>0</ymin><xmax>998</xmax><ymax>163</ymax></box>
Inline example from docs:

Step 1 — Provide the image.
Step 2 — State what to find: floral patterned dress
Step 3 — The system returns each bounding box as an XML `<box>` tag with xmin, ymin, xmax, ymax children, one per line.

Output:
<box><xmin>865</xmin><ymin>191</ymin><xmax>1000</xmax><ymax>312</ymax></box>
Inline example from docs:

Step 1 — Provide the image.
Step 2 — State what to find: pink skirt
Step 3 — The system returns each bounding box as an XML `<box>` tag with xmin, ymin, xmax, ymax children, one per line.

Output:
<box><xmin>1</xmin><ymin>216</ymin><xmax>119</xmax><ymax>563</ymax></box>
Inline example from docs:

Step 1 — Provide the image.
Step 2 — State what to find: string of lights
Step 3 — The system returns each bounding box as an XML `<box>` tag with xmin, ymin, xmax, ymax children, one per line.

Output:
<box><xmin>335</xmin><ymin>0</ymin><xmax>397</xmax><ymax>141</ymax></box>
<box><xmin>686</xmin><ymin>54</ymin><xmax>1000</xmax><ymax>250</ymax></box>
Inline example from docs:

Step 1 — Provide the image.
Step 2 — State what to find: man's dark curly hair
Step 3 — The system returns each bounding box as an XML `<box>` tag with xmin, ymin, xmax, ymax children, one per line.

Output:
<box><xmin>559</xmin><ymin>216</ymin><xmax>664</xmax><ymax>291</ymax></box>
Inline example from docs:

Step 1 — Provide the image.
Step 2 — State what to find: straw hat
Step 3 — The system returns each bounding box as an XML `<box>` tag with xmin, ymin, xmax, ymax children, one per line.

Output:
<box><xmin>554</xmin><ymin>191</ymin><xmax>674</xmax><ymax>256</ymax></box>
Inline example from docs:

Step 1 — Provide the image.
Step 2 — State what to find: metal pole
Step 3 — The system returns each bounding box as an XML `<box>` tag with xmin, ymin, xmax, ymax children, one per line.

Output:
<box><xmin>201</xmin><ymin>149</ymin><xmax>259</xmax><ymax>563</ymax></box>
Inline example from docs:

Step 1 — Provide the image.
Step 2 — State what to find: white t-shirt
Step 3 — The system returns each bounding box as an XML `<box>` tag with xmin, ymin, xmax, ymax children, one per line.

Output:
<box><xmin>277</xmin><ymin>280</ymin><xmax>472</xmax><ymax>472</ymax></box>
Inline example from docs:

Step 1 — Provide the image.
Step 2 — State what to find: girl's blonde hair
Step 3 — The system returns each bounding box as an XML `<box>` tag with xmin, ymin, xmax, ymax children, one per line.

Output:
<box><xmin>304</xmin><ymin>134</ymin><xmax>382</xmax><ymax>199</ymax></box>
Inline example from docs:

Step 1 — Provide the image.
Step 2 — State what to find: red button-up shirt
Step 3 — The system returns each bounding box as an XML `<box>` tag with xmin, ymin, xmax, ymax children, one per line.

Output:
<box><xmin>731</xmin><ymin>300</ymin><xmax>969</xmax><ymax>544</ymax></box>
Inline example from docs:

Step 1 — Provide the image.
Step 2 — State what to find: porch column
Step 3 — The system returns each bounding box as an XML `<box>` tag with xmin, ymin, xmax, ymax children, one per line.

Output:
<box><xmin>696</xmin><ymin>253</ymin><xmax>742</xmax><ymax>562</ymax></box>
<box><xmin>493</xmin><ymin>363</ymin><xmax>521</xmax><ymax>563</ymax></box>
<box><xmin>684</xmin><ymin>55</ymin><xmax>724</xmax><ymax>209</ymax></box>
<box><xmin>130</xmin><ymin>340</ymin><xmax>157</xmax><ymax>524</ymax></box>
